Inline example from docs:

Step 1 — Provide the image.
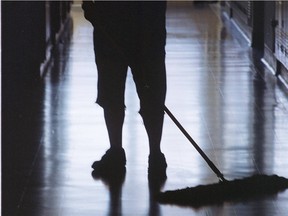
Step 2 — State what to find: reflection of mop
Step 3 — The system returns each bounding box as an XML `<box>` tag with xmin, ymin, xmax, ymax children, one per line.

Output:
<box><xmin>159</xmin><ymin>107</ymin><xmax>288</xmax><ymax>208</ymax></box>
<box><xmin>87</xmin><ymin>8</ymin><xmax>288</xmax><ymax>207</ymax></box>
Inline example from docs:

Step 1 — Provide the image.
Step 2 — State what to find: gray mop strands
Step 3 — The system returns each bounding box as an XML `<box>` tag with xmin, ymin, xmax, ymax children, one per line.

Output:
<box><xmin>162</xmin><ymin>107</ymin><xmax>288</xmax><ymax>208</ymax></box>
<box><xmin>158</xmin><ymin>174</ymin><xmax>288</xmax><ymax>208</ymax></box>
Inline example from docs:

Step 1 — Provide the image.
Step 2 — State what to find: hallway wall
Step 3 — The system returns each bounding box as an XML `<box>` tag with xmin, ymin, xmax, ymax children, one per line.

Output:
<box><xmin>2</xmin><ymin>0</ymin><xmax>73</xmax><ymax>166</ymax></box>
<box><xmin>2</xmin><ymin>1</ymin><xmax>72</xmax><ymax>84</ymax></box>
<box><xmin>222</xmin><ymin>1</ymin><xmax>288</xmax><ymax>86</ymax></box>
<box><xmin>2</xmin><ymin>2</ymin><xmax>73</xmax><ymax>215</ymax></box>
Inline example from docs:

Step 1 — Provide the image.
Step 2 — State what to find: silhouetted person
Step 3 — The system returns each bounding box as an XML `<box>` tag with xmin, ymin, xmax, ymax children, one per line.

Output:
<box><xmin>82</xmin><ymin>1</ymin><xmax>167</xmax><ymax>181</ymax></box>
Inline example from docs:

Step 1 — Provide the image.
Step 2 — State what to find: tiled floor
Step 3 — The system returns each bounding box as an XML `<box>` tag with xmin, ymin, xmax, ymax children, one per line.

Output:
<box><xmin>3</xmin><ymin>2</ymin><xmax>288</xmax><ymax>216</ymax></box>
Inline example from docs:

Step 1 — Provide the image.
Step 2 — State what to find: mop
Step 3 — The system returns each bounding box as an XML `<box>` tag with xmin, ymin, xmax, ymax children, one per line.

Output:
<box><xmin>84</xmin><ymin>5</ymin><xmax>288</xmax><ymax>207</ymax></box>
<box><xmin>158</xmin><ymin>106</ymin><xmax>288</xmax><ymax>208</ymax></box>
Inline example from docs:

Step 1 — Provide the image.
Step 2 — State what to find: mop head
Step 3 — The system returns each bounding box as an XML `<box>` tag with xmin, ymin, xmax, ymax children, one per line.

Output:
<box><xmin>158</xmin><ymin>174</ymin><xmax>288</xmax><ymax>208</ymax></box>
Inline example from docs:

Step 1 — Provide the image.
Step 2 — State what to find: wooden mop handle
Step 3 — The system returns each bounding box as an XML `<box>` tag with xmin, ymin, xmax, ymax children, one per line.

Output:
<box><xmin>164</xmin><ymin>106</ymin><xmax>226</xmax><ymax>182</ymax></box>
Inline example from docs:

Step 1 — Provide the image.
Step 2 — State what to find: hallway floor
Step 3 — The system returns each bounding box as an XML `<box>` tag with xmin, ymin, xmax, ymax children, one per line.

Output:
<box><xmin>3</xmin><ymin>2</ymin><xmax>288</xmax><ymax>216</ymax></box>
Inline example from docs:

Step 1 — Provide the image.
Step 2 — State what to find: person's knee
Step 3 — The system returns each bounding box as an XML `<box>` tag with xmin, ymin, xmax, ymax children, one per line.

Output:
<box><xmin>97</xmin><ymin>100</ymin><xmax>126</xmax><ymax>114</ymax></box>
<box><xmin>139</xmin><ymin>106</ymin><xmax>165</xmax><ymax>121</ymax></box>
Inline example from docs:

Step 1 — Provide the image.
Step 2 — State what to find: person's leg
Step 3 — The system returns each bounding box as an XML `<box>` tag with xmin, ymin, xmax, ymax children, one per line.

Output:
<box><xmin>136</xmin><ymin>71</ymin><xmax>166</xmax><ymax>157</ymax></box>
<box><xmin>132</xmin><ymin>1</ymin><xmax>168</xmax><ymax>180</ymax></box>
<box><xmin>95</xmin><ymin>58</ymin><xmax>127</xmax><ymax>152</ymax></box>
<box><xmin>104</xmin><ymin>107</ymin><xmax>124</xmax><ymax>150</ymax></box>
<box><xmin>143</xmin><ymin>112</ymin><xmax>164</xmax><ymax>156</ymax></box>
<box><xmin>92</xmin><ymin>28</ymin><xmax>128</xmax><ymax>174</ymax></box>
<box><xmin>134</xmin><ymin>63</ymin><xmax>167</xmax><ymax>176</ymax></box>
<box><xmin>91</xmin><ymin>65</ymin><xmax>127</xmax><ymax>174</ymax></box>
<box><xmin>131</xmin><ymin>53</ymin><xmax>166</xmax><ymax>157</ymax></box>
<box><xmin>134</xmin><ymin>1</ymin><xmax>167</xmax><ymax>153</ymax></box>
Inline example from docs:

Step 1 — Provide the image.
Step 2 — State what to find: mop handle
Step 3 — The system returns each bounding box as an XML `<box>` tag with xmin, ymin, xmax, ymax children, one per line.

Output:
<box><xmin>164</xmin><ymin>106</ymin><xmax>226</xmax><ymax>182</ymax></box>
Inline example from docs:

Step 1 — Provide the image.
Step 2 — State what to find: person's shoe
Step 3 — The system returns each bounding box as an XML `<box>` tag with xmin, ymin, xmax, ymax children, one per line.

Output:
<box><xmin>92</xmin><ymin>148</ymin><xmax>126</xmax><ymax>177</ymax></box>
<box><xmin>148</xmin><ymin>152</ymin><xmax>167</xmax><ymax>183</ymax></box>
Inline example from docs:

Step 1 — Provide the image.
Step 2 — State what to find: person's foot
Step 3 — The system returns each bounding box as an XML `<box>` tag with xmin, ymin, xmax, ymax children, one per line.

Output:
<box><xmin>148</xmin><ymin>152</ymin><xmax>167</xmax><ymax>183</ymax></box>
<box><xmin>92</xmin><ymin>148</ymin><xmax>126</xmax><ymax>177</ymax></box>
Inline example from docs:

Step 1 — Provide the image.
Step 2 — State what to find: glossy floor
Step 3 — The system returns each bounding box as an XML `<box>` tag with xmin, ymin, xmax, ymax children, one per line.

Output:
<box><xmin>3</xmin><ymin>2</ymin><xmax>288</xmax><ymax>216</ymax></box>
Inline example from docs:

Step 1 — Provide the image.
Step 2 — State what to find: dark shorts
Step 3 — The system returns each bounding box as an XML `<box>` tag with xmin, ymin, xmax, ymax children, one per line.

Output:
<box><xmin>93</xmin><ymin>2</ymin><xmax>167</xmax><ymax>116</ymax></box>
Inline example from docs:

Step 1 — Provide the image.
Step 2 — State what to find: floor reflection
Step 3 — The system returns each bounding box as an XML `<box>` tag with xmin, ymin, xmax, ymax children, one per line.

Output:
<box><xmin>148</xmin><ymin>180</ymin><xmax>166</xmax><ymax>216</ymax></box>
<box><xmin>92</xmin><ymin>169</ymin><xmax>126</xmax><ymax>216</ymax></box>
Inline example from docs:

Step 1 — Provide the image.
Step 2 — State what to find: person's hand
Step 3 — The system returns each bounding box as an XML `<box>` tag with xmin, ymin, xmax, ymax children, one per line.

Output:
<box><xmin>82</xmin><ymin>1</ymin><xmax>96</xmax><ymax>25</ymax></box>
